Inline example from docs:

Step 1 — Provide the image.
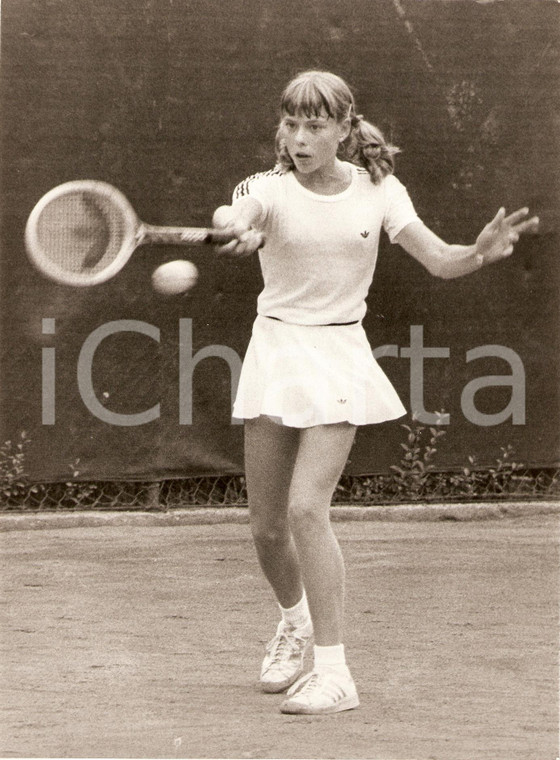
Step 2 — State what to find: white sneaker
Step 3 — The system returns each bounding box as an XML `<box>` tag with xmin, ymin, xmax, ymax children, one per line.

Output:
<box><xmin>279</xmin><ymin>669</ymin><xmax>360</xmax><ymax>714</ymax></box>
<box><xmin>260</xmin><ymin>621</ymin><xmax>312</xmax><ymax>693</ymax></box>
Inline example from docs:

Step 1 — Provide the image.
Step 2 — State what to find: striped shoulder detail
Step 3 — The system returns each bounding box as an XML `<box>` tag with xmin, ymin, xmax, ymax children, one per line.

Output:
<box><xmin>233</xmin><ymin>167</ymin><xmax>284</xmax><ymax>200</ymax></box>
<box><xmin>356</xmin><ymin>167</ymin><xmax>370</xmax><ymax>175</ymax></box>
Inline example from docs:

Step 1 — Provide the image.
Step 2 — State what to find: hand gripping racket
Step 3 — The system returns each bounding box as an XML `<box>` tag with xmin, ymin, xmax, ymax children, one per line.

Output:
<box><xmin>24</xmin><ymin>180</ymin><xmax>235</xmax><ymax>286</ymax></box>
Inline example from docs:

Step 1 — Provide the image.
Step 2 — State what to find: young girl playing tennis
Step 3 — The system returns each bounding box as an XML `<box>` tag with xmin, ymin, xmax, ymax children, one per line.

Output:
<box><xmin>211</xmin><ymin>71</ymin><xmax>538</xmax><ymax>715</ymax></box>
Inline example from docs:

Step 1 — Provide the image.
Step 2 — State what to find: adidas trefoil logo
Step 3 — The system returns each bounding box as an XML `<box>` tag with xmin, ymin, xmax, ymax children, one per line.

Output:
<box><xmin>360</xmin><ymin>230</ymin><xmax>370</xmax><ymax>238</ymax></box>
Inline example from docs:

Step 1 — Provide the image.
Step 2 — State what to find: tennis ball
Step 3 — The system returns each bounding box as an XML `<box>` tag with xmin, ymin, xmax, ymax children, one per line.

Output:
<box><xmin>151</xmin><ymin>260</ymin><xmax>198</xmax><ymax>295</ymax></box>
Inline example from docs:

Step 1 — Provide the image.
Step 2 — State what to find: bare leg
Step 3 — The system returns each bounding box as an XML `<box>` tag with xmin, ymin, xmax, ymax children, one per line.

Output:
<box><xmin>244</xmin><ymin>416</ymin><xmax>303</xmax><ymax>609</ymax></box>
<box><xmin>287</xmin><ymin>423</ymin><xmax>357</xmax><ymax>646</ymax></box>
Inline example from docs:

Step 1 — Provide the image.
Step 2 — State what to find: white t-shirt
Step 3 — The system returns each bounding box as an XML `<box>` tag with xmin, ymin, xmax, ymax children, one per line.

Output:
<box><xmin>232</xmin><ymin>162</ymin><xmax>420</xmax><ymax>325</ymax></box>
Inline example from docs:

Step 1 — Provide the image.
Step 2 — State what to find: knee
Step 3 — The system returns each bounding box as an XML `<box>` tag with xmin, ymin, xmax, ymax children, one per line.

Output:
<box><xmin>250</xmin><ymin>520</ymin><xmax>291</xmax><ymax>551</ymax></box>
<box><xmin>288</xmin><ymin>499</ymin><xmax>329</xmax><ymax>536</ymax></box>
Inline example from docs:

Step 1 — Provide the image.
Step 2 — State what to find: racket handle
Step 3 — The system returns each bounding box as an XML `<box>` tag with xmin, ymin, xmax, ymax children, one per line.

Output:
<box><xmin>138</xmin><ymin>224</ymin><xmax>236</xmax><ymax>246</ymax></box>
<box><xmin>207</xmin><ymin>229</ymin><xmax>238</xmax><ymax>244</ymax></box>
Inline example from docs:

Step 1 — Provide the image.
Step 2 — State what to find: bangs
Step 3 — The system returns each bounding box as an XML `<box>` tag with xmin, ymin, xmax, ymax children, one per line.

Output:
<box><xmin>281</xmin><ymin>77</ymin><xmax>339</xmax><ymax>120</ymax></box>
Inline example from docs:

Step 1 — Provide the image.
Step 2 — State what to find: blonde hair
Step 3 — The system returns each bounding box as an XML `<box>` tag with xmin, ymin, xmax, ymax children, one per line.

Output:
<box><xmin>275</xmin><ymin>71</ymin><xmax>399</xmax><ymax>184</ymax></box>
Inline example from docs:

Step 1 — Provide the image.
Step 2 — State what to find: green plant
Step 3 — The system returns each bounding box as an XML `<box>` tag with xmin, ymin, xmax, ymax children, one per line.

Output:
<box><xmin>334</xmin><ymin>473</ymin><xmax>389</xmax><ymax>504</ymax></box>
<box><xmin>486</xmin><ymin>444</ymin><xmax>524</xmax><ymax>494</ymax></box>
<box><xmin>442</xmin><ymin>453</ymin><xmax>486</xmax><ymax>498</ymax></box>
<box><xmin>64</xmin><ymin>459</ymin><xmax>99</xmax><ymax>507</ymax></box>
<box><xmin>0</xmin><ymin>431</ymin><xmax>33</xmax><ymax>500</ymax></box>
<box><xmin>390</xmin><ymin>414</ymin><xmax>448</xmax><ymax>500</ymax></box>
<box><xmin>444</xmin><ymin>445</ymin><xmax>525</xmax><ymax>498</ymax></box>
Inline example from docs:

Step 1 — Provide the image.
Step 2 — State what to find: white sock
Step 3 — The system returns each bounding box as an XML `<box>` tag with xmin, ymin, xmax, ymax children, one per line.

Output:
<box><xmin>313</xmin><ymin>644</ymin><xmax>349</xmax><ymax>675</ymax></box>
<box><xmin>279</xmin><ymin>590</ymin><xmax>312</xmax><ymax>632</ymax></box>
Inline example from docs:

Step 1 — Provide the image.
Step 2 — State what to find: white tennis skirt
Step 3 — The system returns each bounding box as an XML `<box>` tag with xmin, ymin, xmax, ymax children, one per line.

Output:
<box><xmin>232</xmin><ymin>315</ymin><xmax>407</xmax><ymax>428</ymax></box>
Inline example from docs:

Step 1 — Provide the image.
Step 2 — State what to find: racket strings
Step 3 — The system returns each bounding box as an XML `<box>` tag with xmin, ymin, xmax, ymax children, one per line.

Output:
<box><xmin>35</xmin><ymin>191</ymin><xmax>127</xmax><ymax>275</ymax></box>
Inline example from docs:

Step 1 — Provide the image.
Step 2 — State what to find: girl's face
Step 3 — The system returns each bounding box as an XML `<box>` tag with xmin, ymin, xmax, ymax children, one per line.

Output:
<box><xmin>280</xmin><ymin>109</ymin><xmax>349</xmax><ymax>175</ymax></box>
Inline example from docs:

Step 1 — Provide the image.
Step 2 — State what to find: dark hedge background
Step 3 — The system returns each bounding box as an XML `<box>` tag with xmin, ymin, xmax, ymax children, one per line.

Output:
<box><xmin>1</xmin><ymin>0</ymin><xmax>558</xmax><ymax>481</ymax></box>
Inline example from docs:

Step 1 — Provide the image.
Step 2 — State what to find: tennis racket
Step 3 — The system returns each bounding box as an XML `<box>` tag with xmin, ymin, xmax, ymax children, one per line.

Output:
<box><xmin>24</xmin><ymin>180</ymin><xmax>236</xmax><ymax>286</ymax></box>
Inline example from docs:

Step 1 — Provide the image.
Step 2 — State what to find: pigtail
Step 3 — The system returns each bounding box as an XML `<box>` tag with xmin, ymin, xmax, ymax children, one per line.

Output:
<box><xmin>340</xmin><ymin>114</ymin><xmax>400</xmax><ymax>185</ymax></box>
<box><xmin>274</xmin><ymin>131</ymin><xmax>295</xmax><ymax>173</ymax></box>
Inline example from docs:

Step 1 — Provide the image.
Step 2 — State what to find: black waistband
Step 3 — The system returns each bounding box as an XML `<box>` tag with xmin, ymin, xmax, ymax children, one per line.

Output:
<box><xmin>264</xmin><ymin>315</ymin><xmax>359</xmax><ymax>327</ymax></box>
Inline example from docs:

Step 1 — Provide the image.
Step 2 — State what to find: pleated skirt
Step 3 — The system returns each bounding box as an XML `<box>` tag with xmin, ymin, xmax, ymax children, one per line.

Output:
<box><xmin>232</xmin><ymin>315</ymin><xmax>406</xmax><ymax>428</ymax></box>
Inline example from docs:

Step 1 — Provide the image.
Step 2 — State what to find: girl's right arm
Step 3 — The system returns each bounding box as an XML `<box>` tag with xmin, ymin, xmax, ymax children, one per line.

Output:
<box><xmin>212</xmin><ymin>197</ymin><xmax>264</xmax><ymax>256</ymax></box>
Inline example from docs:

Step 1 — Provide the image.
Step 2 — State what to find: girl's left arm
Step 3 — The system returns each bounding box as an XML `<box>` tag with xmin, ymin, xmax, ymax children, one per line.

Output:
<box><xmin>394</xmin><ymin>207</ymin><xmax>539</xmax><ymax>279</ymax></box>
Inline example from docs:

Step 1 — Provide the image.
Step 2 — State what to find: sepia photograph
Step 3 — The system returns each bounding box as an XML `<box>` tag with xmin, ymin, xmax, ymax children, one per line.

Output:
<box><xmin>1</xmin><ymin>1</ymin><xmax>559</xmax><ymax>758</ymax></box>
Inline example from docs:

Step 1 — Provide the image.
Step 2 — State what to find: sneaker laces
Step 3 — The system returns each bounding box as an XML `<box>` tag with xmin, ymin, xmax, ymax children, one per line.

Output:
<box><xmin>266</xmin><ymin>629</ymin><xmax>303</xmax><ymax>660</ymax></box>
<box><xmin>261</xmin><ymin>626</ymin><xmax>307</xmax><ymax>678</ymax></box>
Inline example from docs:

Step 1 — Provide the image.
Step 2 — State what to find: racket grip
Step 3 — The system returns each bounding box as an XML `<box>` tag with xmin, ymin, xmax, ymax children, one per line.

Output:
<box><xmin>207</xmin><ymin>229</ymin><xmax>237</xmax><ymax>244</ymax></box>
<box><xmin>208</xmin><ymin>229</ymin><xmax>266</xmax><ymax>250</ymax></box>
<box><xmin>138</xmin><ymin>224</ymin><xmax>236</xmax><ymax>246</ymax></box>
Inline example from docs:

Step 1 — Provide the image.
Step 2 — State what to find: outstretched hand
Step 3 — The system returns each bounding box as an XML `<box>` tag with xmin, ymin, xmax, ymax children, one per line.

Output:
<box><xmin>475</xmin><ymin>207</ymin><xmax>539</xmax><ymax>266</ymax></box>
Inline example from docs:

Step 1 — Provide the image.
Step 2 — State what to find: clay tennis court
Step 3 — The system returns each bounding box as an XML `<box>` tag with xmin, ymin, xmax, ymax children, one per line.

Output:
<box><xmin>1</xmin><ymin>510</ymin><xmax>558</xmax><ymax>759</ymax></box>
